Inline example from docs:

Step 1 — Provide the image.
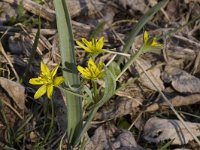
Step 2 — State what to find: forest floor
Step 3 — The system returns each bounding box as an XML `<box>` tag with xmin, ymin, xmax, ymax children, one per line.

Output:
<box><xmin>0</xmin><ymin>0</ymin><xmax>200</xmax><ymax>150</ymax></box>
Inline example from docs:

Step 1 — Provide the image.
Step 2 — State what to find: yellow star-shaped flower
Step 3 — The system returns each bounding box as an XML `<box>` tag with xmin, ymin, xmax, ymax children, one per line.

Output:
<box><xmin>76</xmin><ymin>37</ymin><xmax>106</xmax><ymax>54</ymax></box>
<box><xmin>29</xmin><ymin>62</ymin><xmax>64</xmax><ymax>99</ymax></box>
<box><xmin>143</xmin><ymin>31</ymin><xmax>163</xmax><ymax>51</ymax></box>
<box><xmin>77</xmin><ymin>57</ymin><xmax>104</xmax><ymax>80</ymax></box>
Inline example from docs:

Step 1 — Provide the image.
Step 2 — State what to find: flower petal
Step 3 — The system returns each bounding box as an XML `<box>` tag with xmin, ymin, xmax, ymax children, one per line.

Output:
<box><xmin>41</xmin><ymin>62</ymin><xmax>50</xmax><ymax>75</ymax></box>
<box><xmin>82</xmin><ymin>38</ymin><xmax>92</xmax><ymax>48</ymax></box>
<box><xmin>151</xmin><ymin>38</ymin><xmax>163</xmax><ymax>48</ymax></box>
<box><xmin>76</xmin><ymin>40</ymin><xmax>91</xmax><ymax>52</ymax></box>
<box><xmin>29</xmin><ymin>77</ymin><xmax>44</xmax><ymax>85</ymax></box>
<box><xmin>77</xmin><ymin>66</ymin><xmax>90</xmax><ymax>79</ymax></box>
<box><xmin>143</xmin><ymin>31</ymin><xmax>149</xmax><ymax>44</ymax></box>
<box><xmin>34</xmin><ymin>85</ymin><xmax>47</xmax><ymax>99</ymax></box>
<box><xmin>47</xmin><ymin>84</ymin><xmax>53</xmax><ymax>99</ymax></box>
<box><xmin>96</xmin><ymin>37</ymin><xmax>104</xmax><ymax>49</ymax></box>
<box><xmin>77</xmin><ymin>65</ymin><xmax>87</xmax><ymax>75</ymax></box>
<box><xmin>54</xmin><ymin>76</ymin><xmax>64</xmax><ymax>86</ymax></box>
<box><xmin>51</xmin><ymin>64</ymin><xmax>59</xmax><ymax>78</ymax></box>
<box><xmin>88</xmin><ymin>57</ymin><xmax>96</xmax><ymax>68</ymax></box>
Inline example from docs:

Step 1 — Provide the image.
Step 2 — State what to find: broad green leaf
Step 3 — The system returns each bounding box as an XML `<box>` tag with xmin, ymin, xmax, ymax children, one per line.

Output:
<box><xmin>108</xmin><ymin>61</ymin><xmax>121</xmax><ymax>78</ymax></box>
<box><xmin>53</xmin><ymin>0</ymin><xmax>82</xmax><ymax>145</ymax></box>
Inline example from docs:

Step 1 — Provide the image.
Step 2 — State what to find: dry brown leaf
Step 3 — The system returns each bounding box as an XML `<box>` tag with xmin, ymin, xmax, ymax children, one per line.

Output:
<box><xmin>95</xmin><ymin>98</ymin><xmax>141</xmax><ymax>120</ymax></box>
<box><xmin>96</xmin><ymin>83</ymin><xmax>144</xmax><ymax>120</ymax></box>
<box><xmin>115</xmin><ymin>130</ymin><xmax>137</xmax><ymax>148</ymax></box>
<box><xmin>0</xmin><ymin>77</ymin><xmax>25</xmax><ymax>110</ymax></box>
<box><xmin>144</xmin><ymin>117</ymin><xmax>200</xmax><ymax>145</ymax></box>
<box><xmin>85</xmin><ymin>125</ymin><xmax>141</xmax><ymax>150</ymax></box>
<box><xmin>118</xmin><ymin>0</ymin><xmax>149</xmax><ymax>13</ymax></box>
<box><xmin>85</xmin><ymin>124</ymin><xmax>117</xmax><ymax>150</ymax></box>
<box><xmin>136</xmin><ymin>59</ymin><xmax>165</xmax><ymax>91</ymax></box>
<box><xmin>164</xmin><ymin>66</ymin><xmax>200</xmax><ymax>93</ymax></box>
<box><xmin>68</xmin><ymin>0</ymin><xmax>104</xmax><ymax>17</ymax></box>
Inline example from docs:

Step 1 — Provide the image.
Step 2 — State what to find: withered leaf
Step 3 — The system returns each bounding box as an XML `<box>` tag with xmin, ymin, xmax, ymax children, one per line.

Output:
<box><xmin>144</xmin><ymin>117</ymin><xmax>200</xmax><ymax>145</ymax></box>
<box><xmin>164</xmin><ymin>66</ymin><xmax>200</xmax><ymax>93</ymax></box>
<box><xmin>0</xmin><ymin>77</ymin><xmax>25</xmax><ymax>110</ymax></box>
<box><xmin>118</xmin><ymin>0</ymin><xmax>149</xmax><ymax>13</ymax></box>
<box><xmin>136</xmin><ymin>59</ymin><xmax>165</xmax><ymax>91</ymax></box>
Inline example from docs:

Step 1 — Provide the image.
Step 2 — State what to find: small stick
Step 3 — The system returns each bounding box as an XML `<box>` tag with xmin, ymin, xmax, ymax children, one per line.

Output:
<box><xmin>0</xmin><ymin>42</ymin><xmax>20</xmax><ymax>81</ymax></box>
<box><xmin>1</xmin><ymin>98</ymin><xmax>23</xmax><ymax>119</ymax></box>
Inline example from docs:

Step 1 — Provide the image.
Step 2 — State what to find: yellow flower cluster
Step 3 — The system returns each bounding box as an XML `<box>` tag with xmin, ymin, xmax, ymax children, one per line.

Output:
<box><xmin>29</xmin><ymin>31</ymin><xmax>162</xmax><ymax>99</ymax></box>
<box><xmin>76</xmin><ymin>37</ymin><xmax>106</xmax><ymax>54</ymax></box>
<box><xmin>76</xmin><ymin>37</ymin><xmax>105</xmax><ymax>80</ymax></box>
<box><xmin>143</xmin><ymin>31</ymin><xmax>163</xmax><ymax>52</ymax></box>
<box><xmin>77</xmin><ymin>57</ymin><xmax>104</xmax><ymax>80</ymax></box>
<box><xmin>29</xmin><ymin>62</ymin><xmax>64</xmax><ymax>99</ymax></box>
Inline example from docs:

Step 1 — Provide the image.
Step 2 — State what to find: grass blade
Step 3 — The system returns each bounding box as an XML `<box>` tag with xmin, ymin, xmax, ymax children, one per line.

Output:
<box><xmin>20</xmin><ymin>18</ymin><xmax>40</xmax><ymax>83</ymax></box>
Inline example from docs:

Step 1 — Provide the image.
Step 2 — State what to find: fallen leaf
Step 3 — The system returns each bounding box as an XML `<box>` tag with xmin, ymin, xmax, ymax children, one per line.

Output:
<box><xmin>85</xmin><ymin>124</ymin><xmax>117</xmax><ymax>150</ymax></box>
<box><xmin>67</xmin><ymin>0</ymin><xmax>104</xmax><ymax>17</ymax></box>
<box><xmin>96</xmin><ymin>98</ymin><xmax>140</xmax><ymax>120</ymax></box>
<box><xmin>85</xmin><ymin>125</ymin><xmax>142</xmax><ymax>150</ymax></box>
<box><xmin>118</xmin><ymin>0</ymin><xmax>149</xmax><ymax>13</ymax></box>
<box><xmin>163</xmin><ymin>66</ymin><xmax>200</xmax><ymax>93</ymax></box>
<box><xmin>135</xmin><ymin>59</ymin><xmax>165</xmax><ymax>91</ymax></box>
<box><xmin>116</xmin><ymin>130</ymin><xmax>137</xmax><ymax>148</ymax></box>
<box><xmin>0</xmin><ymin>77</ymin><xmax>25</xmax><ymax>110</ymax></box>
<box><xmin>144</xmin><ymin>117</ymin><xmax>200</xmax><ymax>145</ymax></box>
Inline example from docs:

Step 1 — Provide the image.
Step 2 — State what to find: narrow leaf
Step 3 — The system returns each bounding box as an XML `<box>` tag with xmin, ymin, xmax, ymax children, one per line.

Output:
<box><xmin>53</xmin><ymin>0</ymin><xmax>82</xmax><ymax>145</ymax></box>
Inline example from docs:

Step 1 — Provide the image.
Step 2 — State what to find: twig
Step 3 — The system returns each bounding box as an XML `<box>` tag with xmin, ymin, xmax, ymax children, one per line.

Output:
<box><xmin>172</xmin><ymin>34</ymin><xmax>200</xmax><ymax>49</ymax></box>
<box><xmin>0</xmin><ymin>42</ymin><xmax>20</xmax><ymax>81</ymax></box>
<box><xmin>0</xmin><ymin>98</ymin><xmax>23</xmax><ymax>119</ymax></box>
<box><xmin>128</xmin><ymin>111</ymin><xmax>143</xmax><ymax>131</ymax></box>
<box><xmin>0</xmin><ymin>26</ymin><xmax>57</xmax><ymax>35</ymax></box>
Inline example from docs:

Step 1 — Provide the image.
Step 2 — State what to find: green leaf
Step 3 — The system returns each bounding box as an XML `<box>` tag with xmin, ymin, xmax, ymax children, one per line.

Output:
<box><xmin>89</xmin><ymin>21</ymin><xmax>106</xmax><ymax>39</ymax></box>
<box><xmin>20</xmin><ymin>18</ymin><xmax>41</xmax><ymax>83</ymax></box>
<box><xmin>73</xmin><ymin>69</ymin><xmax>116</xmax><ymax>146</ymax></box>
<box><xmin>108</xmin><ymin>61</ymin><xmax>121</xmax><ymax>78</ymax></box>
<box><xmin>53</xmin><ymin>0</ymin><xmax>82</xmax><ymax>145</ymax></box>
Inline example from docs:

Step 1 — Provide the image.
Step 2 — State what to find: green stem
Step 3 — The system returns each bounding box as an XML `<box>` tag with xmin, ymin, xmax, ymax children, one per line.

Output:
<box><xmin>116</xmin><ymin>48</ymin><xmax>143</xmax><ymax>81</ymax></box>
<box><xmin>92</xmin><ymin>81</ymin><xmax>99</xmax><ymax>102</ymax></box>
<box><xmin>44</xmin><ymin>99</ymin><xmax>54</xmax><ymax>143</ymax></box>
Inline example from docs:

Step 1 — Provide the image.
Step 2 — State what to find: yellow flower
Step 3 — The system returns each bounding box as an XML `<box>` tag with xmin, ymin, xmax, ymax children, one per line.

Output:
<box><xmin>77</xmin><ymin>57</ymin><xmax>104</xmax><ymax>80</ymax></box>
<box><xmin>29</xmin><ymin>62</ymin><xmax>64</xmax><ymax>99</ymax></box>
<box><xmin>143</xmin><ymin>31</ymin><xmax>163</xmax><ymax>51</ymax></box>
<box><xmin>76</xmin><ymin>37</ymin><xmax>106</xmax><ymax>54</ymax></box>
